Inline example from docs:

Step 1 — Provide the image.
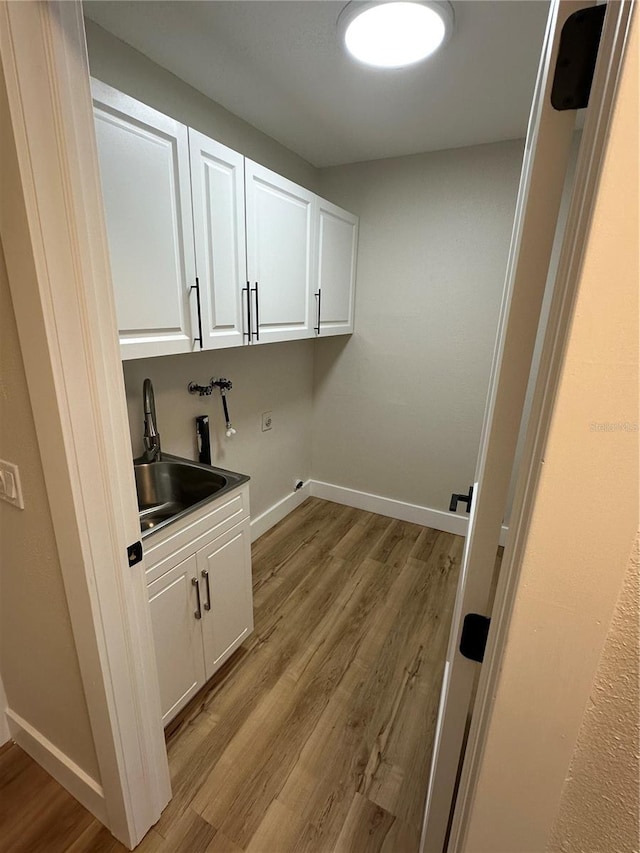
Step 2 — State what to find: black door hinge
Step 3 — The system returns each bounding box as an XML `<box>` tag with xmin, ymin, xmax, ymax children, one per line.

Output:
<box><xmin>551</xmin><ymin>4</ymin><xmax>606</xmax><ymax>111</ymax></box>
<box><xmin>127</xmin><ymin>540</ymin><xmax>143</xmax><ymax>567</ymax></box>
<box><xmin>450</xmin><ymin>485</ymin><xmax>473</xmax><ymax>514</ymax></box>
<box><xmin>460</xmin><ymin>613</ymin><xmax>491</xmax><ymax>663</ymax></box>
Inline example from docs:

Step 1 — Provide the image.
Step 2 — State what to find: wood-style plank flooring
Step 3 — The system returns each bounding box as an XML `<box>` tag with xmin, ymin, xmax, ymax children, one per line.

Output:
<box><xmin>0</xmin><ymin>498</ymin><xmax>466</xmax><ymax>853</ymax></box>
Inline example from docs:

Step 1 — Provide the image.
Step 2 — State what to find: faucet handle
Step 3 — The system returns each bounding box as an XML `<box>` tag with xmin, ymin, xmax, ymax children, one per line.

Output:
<box><xmin>212</xmin><ymin>377</ymin><xmax>233</xmax><ymax>391</ymax></box>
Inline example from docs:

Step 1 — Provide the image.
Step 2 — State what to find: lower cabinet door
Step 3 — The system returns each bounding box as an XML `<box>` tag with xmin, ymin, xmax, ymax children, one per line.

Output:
<box><xmin>147</xmin><ymin>553</ymin><xmax>206</xmax><ymax>725</ymax></box>
<box><xmin>197</xmin><ymin>519</ymin><xmax>254</xmax><ymax>680</ymax></box>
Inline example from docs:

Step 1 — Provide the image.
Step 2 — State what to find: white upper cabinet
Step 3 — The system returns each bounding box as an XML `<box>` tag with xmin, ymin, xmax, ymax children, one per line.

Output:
<box><xmin>245</xmin><ymin>160</ymin><xmax>317</xmax><ymax>344</ymax></box>
<box><xmin>92</xmin><ymin>80</ymin><xmax>358</xmax><ymax>358</ymax></box>
<box><xmin>91</xmin><ymin>79</ymin><xmax>198</xmax><ymax>360</ymax></box>
<box><xmin>189</xmin><ymin>130</ymin><xmax>247</xmax><ymax>349</ymax></box>
<box><xmin>315</xmin><ymin>199</ymin><xmax>358</xmax><ymax>336</ymax></box>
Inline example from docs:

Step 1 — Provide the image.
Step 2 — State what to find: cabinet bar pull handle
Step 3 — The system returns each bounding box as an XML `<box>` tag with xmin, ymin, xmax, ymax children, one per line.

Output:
<box><xmin>242</xmin><ymin>282</ymin><xmax>251</xmax><ymax>341</ymax></box>
<box><xmin>251</xmin><ymin>282</ymin><xmax>260</xmax><ymax>341</ymax></box>
<box><xmin>202</xmin><ymin>569</ymin><xmax>211</xmax><ymax>611</ymax></box>
<box><xmin>190</xmin><ymin>278</ymin><xmax>204</xmax><ymax>348</ymax></box>
<box><xmin>192</xmin><ymin>577</ymin><xmax>202</xmax><ymax>620</ymax></box>
<box><xmin>314</xmin><ymin>289</ymin><xmax>321</xmax><ymax>335</ymax></box>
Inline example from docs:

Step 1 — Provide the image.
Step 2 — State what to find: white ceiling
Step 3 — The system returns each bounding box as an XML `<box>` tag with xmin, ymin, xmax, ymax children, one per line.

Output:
<box><xmin>83</xmin><ymin>0</ymin><xmax>551</xmax><ymax>168</ymax></box>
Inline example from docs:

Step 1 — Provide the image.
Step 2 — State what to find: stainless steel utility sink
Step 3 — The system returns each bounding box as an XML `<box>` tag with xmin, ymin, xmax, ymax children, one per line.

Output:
<box><xmin>134</xmin><ymin>454</ymin><xmax>249</xmax><ymax>535</ymax></box>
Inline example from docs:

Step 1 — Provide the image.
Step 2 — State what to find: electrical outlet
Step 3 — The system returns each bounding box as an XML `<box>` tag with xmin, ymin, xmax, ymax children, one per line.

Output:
<box><xmin>0</xmin><ymin>459</ymin><xmax>24</xmax><ymax>509</ymax></box>
<box><xmin>261</xmin><ymin>411</ymin><xmax>273</xmax><ymax>432</ymax></box>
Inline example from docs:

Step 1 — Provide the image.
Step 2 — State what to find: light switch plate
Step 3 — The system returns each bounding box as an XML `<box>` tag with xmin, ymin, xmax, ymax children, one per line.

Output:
<box><xmin>0</xmin><ymin>459</ymin><xmax>24</xmax><ymax>509</ymax></box>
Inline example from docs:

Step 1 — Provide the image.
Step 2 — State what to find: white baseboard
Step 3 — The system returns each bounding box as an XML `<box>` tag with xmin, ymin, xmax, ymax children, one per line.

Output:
<box><xmin>251</xmin><ymin>479</ymin><xmax>509</xmax><ymax>546</ymax></box>
<box><xmin>309</xmin><ymin>480</ymin><xmax>468</xmax><ymax>536</ymax></box>
<box><xmin>309</xmin><ymin>480</ymin><xmax>509</xmax><ymax>546</ymax></box>
<box><xmin>6</xmin><ymin>708</ymin><xmax>107</xmax><ymax>823</ymax></box>
<box><xmin>250</xmin><ymin>481</ymin><xmax>311</xmax><ymax>542</ymax></box>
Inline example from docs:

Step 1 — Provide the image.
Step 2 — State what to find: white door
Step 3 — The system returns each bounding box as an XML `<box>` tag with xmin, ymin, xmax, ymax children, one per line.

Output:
<box><xmin>245</xmin><ymin>159</ymin><xmax>316</xmax><ymax>344</ymax></box>
<box><xmin>197</xmin><ymin>520</ymin><xmax>254</xmax><ymax>679</ymax></box>
<box><xmin>316</xmin><ymin>198</ymin><xmax>358</xmax><ymax>336</ymax></box>
<box><xmin>420</xmin><ymin>2</ymin><xmax>589</xmax><ymax>850</ymax></box>
<box><xmin>147</xmin><ymin>555</ymin><xmax>206</xmax><ymax>725</ymax></box>
<box><xmin>92</xmin><ymin>79</ymin><xmax>198</xmax><ymax>360</ymax></box>
<box><xmin>189</xmin><ymin>129</ymin><xmax>248</xmax><ymax>349</ymax></box>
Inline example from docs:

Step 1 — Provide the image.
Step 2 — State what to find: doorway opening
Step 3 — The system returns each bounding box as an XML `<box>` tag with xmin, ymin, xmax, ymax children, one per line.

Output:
<box><xmin>2</xmin><ymin>3</ymin><xmax>624</xmax><ymax>848</ymax></box>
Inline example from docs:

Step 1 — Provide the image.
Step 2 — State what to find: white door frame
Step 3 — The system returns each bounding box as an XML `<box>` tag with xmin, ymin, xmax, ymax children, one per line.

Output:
<box><xmin>0</xmin><ymin>2</ymin><xmax>170</xmax><ymax>847</ymax></box>
<box><xmin>434</xmin><ymin>2</ymin><xmax>635</xmax><ymax>850</ymax></box>
<box><xmin>421</xmin><ymin>2</ymin><xmax>587</xmax><ymax>847</ymax></box>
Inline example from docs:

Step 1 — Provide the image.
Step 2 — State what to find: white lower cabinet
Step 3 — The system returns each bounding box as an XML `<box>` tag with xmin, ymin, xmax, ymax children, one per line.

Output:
<box><xmin>198</xmin><ymin>521</ymin><xmax>253</xmax><ymax>678</ymax></box>
<box><xmin>145</xmin><ymin>487</ymin><xmax>253</xmax><ymax>726</ymax></box>
<box><xmin>147</xmin><ymin>554</ymin><xmax>206</xmax><ymax>724</ymax></box>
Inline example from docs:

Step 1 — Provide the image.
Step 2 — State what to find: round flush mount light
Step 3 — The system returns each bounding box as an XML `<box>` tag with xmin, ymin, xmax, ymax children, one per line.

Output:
<box><xmin>338</xmin><ymin>1</ymin><xmax>454</xmax><ymax>69</ymax></box>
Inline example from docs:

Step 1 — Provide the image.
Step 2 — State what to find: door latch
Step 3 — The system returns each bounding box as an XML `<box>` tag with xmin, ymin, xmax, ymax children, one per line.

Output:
<box><xmin>459</xmin><ymin>613</ymin><xmax>491</xmax><ymax>663</ymax></box>
<box><xmin>449</xmin><ymin>485</ymin><xmax>473</xmax><ymax>514</ymax></box>
<box><xmin>551</xmin><ymin>5</ymin><xmax>606</xmax><ymax>111</ymax></box>
<box><xmin>127</xmin><ymin>541</ymin><xmax>143</xmax><ymax>567</ymax></box>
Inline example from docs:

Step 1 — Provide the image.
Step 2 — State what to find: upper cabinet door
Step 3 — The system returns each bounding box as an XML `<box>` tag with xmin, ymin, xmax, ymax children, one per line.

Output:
<box><xmin>316</xmin><ymin>199</ymin><xmax>358</xmax><ymax>336</ymax></box>
<box><xmin>245</xmin><ymin>160</ymin><xmax>317</xmax><ymax>344</ymax></box>
<box><xmin>92</xmin><ymin>79</ymin><xmax>198</xmax><ymax>360</ymax></box>
<box><xmin>189</xmin><ymin>130</ymin><xmax>247</xmax><ymax>350</ymax></box>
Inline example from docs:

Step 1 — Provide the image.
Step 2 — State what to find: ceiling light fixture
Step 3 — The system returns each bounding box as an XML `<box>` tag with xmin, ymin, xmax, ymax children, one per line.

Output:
<box><xmin>338</xmin><ymin>1</ymin><xmax>454</xmax><ymax>69</ymax></box>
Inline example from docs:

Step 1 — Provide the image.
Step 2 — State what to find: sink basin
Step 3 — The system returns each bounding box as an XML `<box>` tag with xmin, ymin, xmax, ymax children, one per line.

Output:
<box><xmin>134</xmin><ymin>454</ymin><xmax>249</xmax><ymax>535</ymax></box>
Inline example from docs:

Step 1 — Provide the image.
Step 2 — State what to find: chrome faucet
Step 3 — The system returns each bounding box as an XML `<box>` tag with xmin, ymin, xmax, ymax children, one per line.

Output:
<box><xmin>142</xmin><ymin>378</ymin><xmax>161</xmax><ymax>462</ymax></box>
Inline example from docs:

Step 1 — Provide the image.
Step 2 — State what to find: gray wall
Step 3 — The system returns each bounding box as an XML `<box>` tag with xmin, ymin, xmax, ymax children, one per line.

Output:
<box><xmin>0</xmin><ymin>242</ymin><xmax>100</xmax><ymax>778</ymax></box>
<box><xmin>85</xmin><ymin>20</ymin><xmax>318</xmax><ymax>192</ymax></box>
<box><xmin>314</xmin><ymin>141</ymin><xmax>524</xmax><ymax>512</ymax></box>
<box><xmin>123</xmin><ymin>342</ymin><xmax>314</xmax><ymax>522</ymax></box>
